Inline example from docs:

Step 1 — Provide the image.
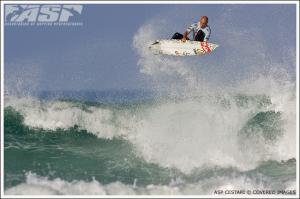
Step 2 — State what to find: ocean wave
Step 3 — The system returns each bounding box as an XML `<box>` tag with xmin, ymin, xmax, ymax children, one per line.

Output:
<box><xmin>5</xmin><ymin>78</ymin><xmax>296</xmax><ymax>173</ymax></box>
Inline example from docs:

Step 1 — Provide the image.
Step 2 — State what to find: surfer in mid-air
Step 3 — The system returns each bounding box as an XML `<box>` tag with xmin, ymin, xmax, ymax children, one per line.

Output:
<box><xmin>171</xmin><ymin>16</ymin><xmax>211</xmax><ymax>42</ymax></box>
<box><xmin>149</xmin><ymin>15</ymin><xmax>217</xmax><ymax>56</ymax></box>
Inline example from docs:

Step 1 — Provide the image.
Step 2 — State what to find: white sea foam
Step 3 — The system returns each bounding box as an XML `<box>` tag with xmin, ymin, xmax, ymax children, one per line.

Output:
<box><xmin>6</xmin><ymin>172</ymin><xmax>289</xmax><ymax>195</ymax></box>
<box><xmin>130</xmin><ymin>79</ymin><xmax>296</xmax><ymax>173</ymax></box>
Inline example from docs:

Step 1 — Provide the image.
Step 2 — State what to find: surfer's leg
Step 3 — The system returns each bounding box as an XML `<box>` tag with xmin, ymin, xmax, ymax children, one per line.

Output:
<box><xmin>171</xmin><ymin>32</ymin><xmax>183</xmax><ymax>40</ymax></box>
<box><xmin>194</xmin><ymin>30</ymin><xmax>205</xmax><ymax>42</ymax></box>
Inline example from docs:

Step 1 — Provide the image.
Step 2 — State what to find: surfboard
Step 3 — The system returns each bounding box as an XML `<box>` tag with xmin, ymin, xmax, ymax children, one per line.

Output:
<box><xmin>149</xmin><ymin>39</ymin><xmax>219</xmax><ymax>56</ymax></box>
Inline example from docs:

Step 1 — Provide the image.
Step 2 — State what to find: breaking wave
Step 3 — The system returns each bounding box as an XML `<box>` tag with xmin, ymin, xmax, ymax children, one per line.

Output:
<box><xmin>4</xmin><ymin>77</ymin><xmax>296</xmax><ymax>173</ymax></box>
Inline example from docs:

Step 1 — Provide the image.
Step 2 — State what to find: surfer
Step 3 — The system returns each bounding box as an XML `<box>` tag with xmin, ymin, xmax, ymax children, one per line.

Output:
<box><xmin>171</xmin><ymin>16</ymin><xmax>211</xmax><ymax>42</ymax></box>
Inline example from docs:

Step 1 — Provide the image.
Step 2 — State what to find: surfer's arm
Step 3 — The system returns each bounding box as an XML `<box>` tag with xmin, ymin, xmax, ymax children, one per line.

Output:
<box><xmin>183</xmin><ymin>31</ymin><xmax>189</xmax><ymax>40</ymax></box>
<box><xmin>184</xmin><ymin>23</ymin><xmax>197</xmax><ymax>39</ymax></box>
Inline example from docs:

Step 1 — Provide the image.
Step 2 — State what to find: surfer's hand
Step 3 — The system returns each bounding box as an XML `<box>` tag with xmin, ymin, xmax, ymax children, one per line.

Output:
<box><xmin>181</xmin><ymin>37</ymin><xmax>187</xmax><ymax>42</ymax></box>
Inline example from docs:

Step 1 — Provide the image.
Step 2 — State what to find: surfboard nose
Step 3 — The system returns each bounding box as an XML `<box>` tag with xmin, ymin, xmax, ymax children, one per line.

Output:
<box><xmin>209</xmin><ymin>43</ymin><xmax>219</xmax><ymax>51</ymax></box>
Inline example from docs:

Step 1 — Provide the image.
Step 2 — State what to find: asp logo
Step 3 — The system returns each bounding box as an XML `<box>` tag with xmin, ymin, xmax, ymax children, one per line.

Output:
<box><xmin>5</xmin><ymin>4</ymin><xmax>83</xmax><ymax>23</ymax></box>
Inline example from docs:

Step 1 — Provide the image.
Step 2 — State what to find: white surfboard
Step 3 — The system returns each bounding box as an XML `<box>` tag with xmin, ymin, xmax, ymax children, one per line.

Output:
<box><xmin>149</xmin><ymin>39</ymin><xmax>219</xmax><ymax>56</ymax></box>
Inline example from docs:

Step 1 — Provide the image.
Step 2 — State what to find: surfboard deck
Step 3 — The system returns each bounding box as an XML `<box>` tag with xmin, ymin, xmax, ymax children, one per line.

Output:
<box><xmin>149</xmin><ymin>39</ymin><xmax>219</xmax><ymax>56</ymax></box>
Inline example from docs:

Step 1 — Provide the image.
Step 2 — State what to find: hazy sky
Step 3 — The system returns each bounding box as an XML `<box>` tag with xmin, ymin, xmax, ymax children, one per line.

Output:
<box><xmin>4</xmin><ymin>3</ymin><xmax>296</xmax><ymax>91</ymax></box>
